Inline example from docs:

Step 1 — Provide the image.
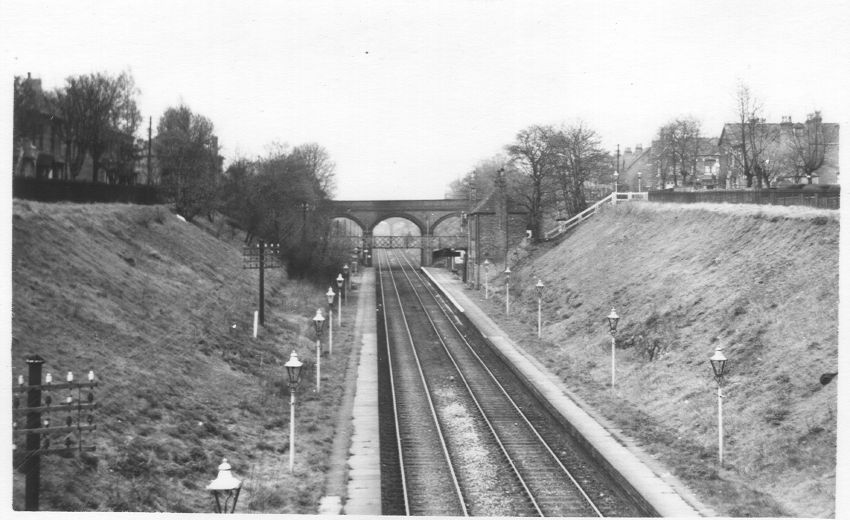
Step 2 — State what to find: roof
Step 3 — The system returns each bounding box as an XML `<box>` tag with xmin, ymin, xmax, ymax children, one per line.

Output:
<box><xmin>719</xmin><ymin>121</ymin><xmax>840</xmax><ymax>148</ymax></box>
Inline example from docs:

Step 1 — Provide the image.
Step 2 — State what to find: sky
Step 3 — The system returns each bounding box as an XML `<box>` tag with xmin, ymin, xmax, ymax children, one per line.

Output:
<box><xmin>2</xmin><ymin>0</ymin><xmax>850</xmax><ymax>201</ymax></box>
<box><xmin>2</xmin><ymin>1</ymin><xmax>850</xmax><ymax>513</ymax></box>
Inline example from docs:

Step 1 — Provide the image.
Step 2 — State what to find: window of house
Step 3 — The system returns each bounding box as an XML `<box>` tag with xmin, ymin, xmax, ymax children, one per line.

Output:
<box><xmin>704</xmin><ymin>158</ymin><xmax>717</xmax><ymax>175</ymax></box>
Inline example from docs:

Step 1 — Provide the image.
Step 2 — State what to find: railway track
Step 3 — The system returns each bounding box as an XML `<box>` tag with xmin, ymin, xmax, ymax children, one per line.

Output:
<box><xmin>377</xmin><ymin>249</ymin><xmax>647</xmax><ymax>517</ymax></box>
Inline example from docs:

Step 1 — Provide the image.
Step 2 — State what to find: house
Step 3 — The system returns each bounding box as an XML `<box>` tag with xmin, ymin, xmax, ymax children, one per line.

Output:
<box><xmin>13</xmin><ymin>73</ymin><xmax>68</xmax><ymax>179</ymax></box>
<box><xmin>718</xmin><ymin>115</ymin><xmax>839</xmax><ymax>186</ymax></box>
<box><xmin>13</xmin><ymin>72</ymin><xmax>147</xmax><ymax>184</ymax></box>
<box><xmin>614</xmin><ymin>140</ymin><xmax>722</xmax><ymax>190</ymax></box>
<box><xmin>615</xmin><ymin>144</ymin><xmax>653</xmax><ymax>191</ymax></box>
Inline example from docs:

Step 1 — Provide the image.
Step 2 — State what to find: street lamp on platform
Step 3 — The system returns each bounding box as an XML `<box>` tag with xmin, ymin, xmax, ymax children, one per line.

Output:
<box><xmin>709</xmin><ymin>346</ymin><xmax>728</xmax><ymax>466</ymax></box>
<box><xmin>343</xmin><ymin>263</ymin><xmax>350</xmax><ymax>302</ymax></box>
<box><xmin>606</xmin><ymin>307</ymin><xmax>619</xmax><ymax>388</ymax></box>
<box><xmin>535</xmin><ymin>279</ymin><xmax>545</xmax><ymax>338</ymax></box>
<box><xmin>312</xmin><ymin>309</ymin><xmax>325</xmax><ymax>392</ymax></box>
<box><xmin>613</xmin><ymin>171</ymin><xmax>619</xmax><ymax>193</ymax></box>
<box><xmin>336</xmin><ymin>274</ymin><xmax>344</xmax><ymax>323</ymax></box>
<box><xmin>284</xmin><ymin>351</ymin><xmax>303</xmax><ymax>473</ymax></box>
<box><xmin>637</xmin><ymin>171</ymin><xmax>642</xmax><ymax>192</ymax></box>
<box><xmin>326</xmin><ymin>287</ymin><xmax>335</xmax><ymax>356</ymax></box>
<box><xmin>504</xmin><ymin>267</ymin><xmax>511</xmax><ymax>315</ymax></box>
<box><xmin>207</xmin><ymin>458</ymin><xmax>242</xmax><ymax>513</ymax></box>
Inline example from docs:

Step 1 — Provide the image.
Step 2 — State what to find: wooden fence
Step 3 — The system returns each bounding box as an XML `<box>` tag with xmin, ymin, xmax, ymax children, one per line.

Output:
<box><xmin>648</xmin><ymin>188</ymin><xmax>839</xmax><ymax>209</ymax></box>
<box><xmin>13</xmin><ymin>177</ymin><xmax>162</xmax><ymax>205</ymax></box>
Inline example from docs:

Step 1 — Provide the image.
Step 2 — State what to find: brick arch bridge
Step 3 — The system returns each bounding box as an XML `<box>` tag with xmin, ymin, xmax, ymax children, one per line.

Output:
<box><xmin>323</xmin><ymin>192</ymin><xmax>529</xmax><ymax>278</ymax></box>
<box><xmin>323</xmin><ymin>199</ymin><xmax>471</xmax><ymax>265</ymax></box>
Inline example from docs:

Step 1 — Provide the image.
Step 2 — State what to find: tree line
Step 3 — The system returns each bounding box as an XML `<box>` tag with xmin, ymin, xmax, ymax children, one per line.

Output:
<box><xmin>448</xmin><ymin>122</ymin><xmax>612</xmax><ymax>240</ymax></box>
<box><xmin>449</xmin><ymin>82</ymin><xmax>829</xmax><ymax>240</ymax></box>
<box><xmin>13</xmin><ymin>71</ymin><xmax>343</xmax><ymax>281</ymax></box>
<box><xmin>13</xmin><ymin>71</ymin><xmax>141</xmax><ymax>183</ymax></box>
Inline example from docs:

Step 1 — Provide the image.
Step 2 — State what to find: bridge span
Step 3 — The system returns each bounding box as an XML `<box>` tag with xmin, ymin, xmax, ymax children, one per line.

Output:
<box><xmin>324</xmin><ymin>198</ymin><xmax>469</xmax><ymax>235</ymax></box>
<box><xmin>323</xmin><ymin>199</ymin><xmax>472</xmax><ymax>265</ymax></box>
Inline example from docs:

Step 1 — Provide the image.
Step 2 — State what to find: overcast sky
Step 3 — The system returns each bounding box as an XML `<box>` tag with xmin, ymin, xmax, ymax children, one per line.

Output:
<box><xmin>3</xmin><ymin>0</ymin><xmax>849</xmax><ymax>200</ymax></box>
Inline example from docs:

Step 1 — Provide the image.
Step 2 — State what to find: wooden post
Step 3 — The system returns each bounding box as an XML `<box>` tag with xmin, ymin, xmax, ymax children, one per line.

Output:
<box><xmin>258</xmin><ymin>241</ymin><xmax>265</xmax><ymax>326</ymax></box>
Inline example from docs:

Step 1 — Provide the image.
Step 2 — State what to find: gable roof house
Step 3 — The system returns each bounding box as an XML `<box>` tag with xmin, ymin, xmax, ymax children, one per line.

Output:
<box><xmin>718</xmin><ymin>115</ymin><xmax>839</xmax><ymax>187</ymax></box>
<box><xmin>615</xmin><ymin>144</ymin><xmax>653</xmax><ymax>191</ymax></box>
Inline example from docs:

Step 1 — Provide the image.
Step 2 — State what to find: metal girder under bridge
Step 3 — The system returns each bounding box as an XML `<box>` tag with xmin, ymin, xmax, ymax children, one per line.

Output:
<box><xmin>333</xmin><ymin>235</ymin><xmax>467</xmax><ymax>250</ymax></box>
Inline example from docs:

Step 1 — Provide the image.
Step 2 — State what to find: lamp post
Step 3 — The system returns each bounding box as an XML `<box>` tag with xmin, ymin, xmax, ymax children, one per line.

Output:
<box><xmin>343</xmin><ymin>263</ymin><xmax>350</xmax><ymax>304</ymax></box>
<box><xmin>483</xmin><ymin>259</ymin><xmax>491</xmax><ymax>299</ymax></box>
<box><xmin>606</xmin><ymin>307</ymin><xmax>619</xmax><ymax>388</ymax></box>
<box><xmin>207</xmin><ymin>458</ymin><xmax>242</xmax><ymax>513</ymax></box>
<box><xmin>312</xmin><ymin>309</ymin><xmax>325</xmax><ymax>392</ymax></box>
<box><xmin>709</xmin><ymin>346</ymin><xmax>728</xmax><ymax>466</ymax></box>
<box><xmin>326</xmin><ymin>287</ymin><xmax>335</xmax><ymax>356</ymax></box>
<box><xmin>504</xmin><ymin>267</ymin><xmax>511</xmax><ymax>315</ymax></box>
<box><xmin>637</xmin><ymin>171</ymin><xmax>642</xmax><ymax>192</ymax></box>
<box><xmin>535</xmin><ymin>279</ymin><xmax>544</xmax><ymax>338</ymax></box>
<box><xmin>284</xmin><ymin>351</ymin><xmax>303</xmax><ymax>473</ymax></box>
<box><xmin>336</xmin><ymin>273</ymin><xmax>344</xmax><ymax>324</ymax></box>
<box><xmin>613</xmin><ymin>171</ymin><xmax>619</xmax><ymax>193</ymax></box>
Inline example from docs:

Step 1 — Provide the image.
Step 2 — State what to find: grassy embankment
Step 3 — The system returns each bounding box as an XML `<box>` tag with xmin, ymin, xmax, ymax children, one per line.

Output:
<box><xmin>477</xmin><ymin>201</ymin><xmax>838</xmax><ymax>518</ymax></box>
<box><xmin>10</xmin><ymin>199</ymin><xmax>839</xmax><ymax>516</ymax></box>
<box><xmin>10</xmin><ymin>201</ymin><xmax>355</xmax><ymax>512</ymax></box>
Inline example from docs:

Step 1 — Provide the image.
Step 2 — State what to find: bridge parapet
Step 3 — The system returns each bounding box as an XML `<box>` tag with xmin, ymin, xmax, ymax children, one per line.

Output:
<box><xmin>324</xmin><ymin>199</ymin><xmax>470</xmax><ymax>235</ymax></box>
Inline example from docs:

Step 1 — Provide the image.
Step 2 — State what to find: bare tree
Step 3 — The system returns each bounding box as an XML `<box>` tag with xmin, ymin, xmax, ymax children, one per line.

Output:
<box><xmin>733</xmin><ymin>83</ymin><xmax>762</xmax><ymax>187</ymax></box>
<box><xmin>790</xmin><ymin>112</ymin><xmax>827</xmax><ymax>184</ymax></box>
<box><xmin>57</xmin><ymin>71</ymin><xmax>141</xmax><ymax>182</ymax></box>
<box><xmin>505</xmin><ymin>125</ymin><xmax>558</xmax><ymax>241</ymax></box>
<box><xmin>447</xmin><ymin>155</ymin><xmax>513</xmax><ymax>201</ymax></box>
<box><xmin>549</xmin><ymin>122</ymin><xmax>607</xmax><ymax>216</ymax></box>
<box><xmin>656</xmin><ymin>117</ymin><xmax>701</xmax><ymax>186</ymax></box>
<box><xmin>291</xmin><ymin>142</ymin><xmax>337</xmax><ymax>198</ymax></box>
<box><xmin>155</xmin><ymin>104</ymin><xmax>220</xmax><ymax>220</ymax></box>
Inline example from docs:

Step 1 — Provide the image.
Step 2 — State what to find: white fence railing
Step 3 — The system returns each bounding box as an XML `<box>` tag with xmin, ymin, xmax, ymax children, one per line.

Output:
<box><xmin>544</xmin><ymin>193</ymin><xmax>614</xmax><ymax>240</ymax></box>
<box><xmin>614</xmin><ymin>191</ymin><xmax>649</xmax><ymax>202</ymax></box>
<box><xmin>543</xmin><ymin>191</ymin><xmax>648</xmax><ymax>240</ymax></box>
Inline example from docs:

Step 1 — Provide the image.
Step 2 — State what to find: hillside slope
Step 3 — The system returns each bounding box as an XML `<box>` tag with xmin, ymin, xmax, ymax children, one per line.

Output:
<box><xmin>481</xmin><ymin>202</ymin><xmax>838</xmax><ymax>517</ymax></box>
<box><xmin>10</xmin><ymin>201</ymin><xmax>348</xmax><ymax>512</ymax></box>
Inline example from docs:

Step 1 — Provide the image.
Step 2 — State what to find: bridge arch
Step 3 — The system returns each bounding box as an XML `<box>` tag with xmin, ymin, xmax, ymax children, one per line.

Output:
<box><xmin>430</xmin><ymin>212</ymin><xmax>463</xmax><ymax>235</ymax></box>
<box><xmin>369</xmin><ymin>213</ymin><xmax>426</xmax><ymax>235</ymax></box>
<box><xmin>328</xmin><ymin>213</ymin><xmax>367</xmax><ymax>233</ymax></box>
<box><xmin>321</xmin><ymin>199</ymin><xmax>476</xmax><ymax>266</ymax></box>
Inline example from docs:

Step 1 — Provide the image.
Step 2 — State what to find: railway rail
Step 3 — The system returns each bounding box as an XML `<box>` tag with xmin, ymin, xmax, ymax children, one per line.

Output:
<box><xmin>376</xmin><ymin>248</ymin><xmax>648</xmax><ymax>517</ymax></box>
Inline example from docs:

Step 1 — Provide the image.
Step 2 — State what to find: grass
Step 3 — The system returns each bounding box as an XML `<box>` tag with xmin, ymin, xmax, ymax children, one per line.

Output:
<box><xmin>476</xmin><ymin>201</ymin><xmax>838</xmax><ymax>517</ymax></box>
<box><xmin>10</xmin><ymin>201</ymin><xmax>357</xmax><ymax>513</ymax></box>
<box><xmin>10</xmin><ymin>199</ymin><xmax>838</xmax><ymax>516</ymax></box>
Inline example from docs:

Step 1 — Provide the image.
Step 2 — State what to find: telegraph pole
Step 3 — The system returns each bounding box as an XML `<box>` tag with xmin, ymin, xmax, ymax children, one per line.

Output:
<box><xmin>14</xmin><ymin>356</ymin><xmax>98</xmax><ymax>511</ymax></box>
<box><xmin>24</xmin><ymin>355</ymin><xmax>44</xmax><ymax>511</ymax></box>
<box><xmin>243</xmin><ymin>242</ymin><xmax>282</xmax><ymax>327</ymax></box>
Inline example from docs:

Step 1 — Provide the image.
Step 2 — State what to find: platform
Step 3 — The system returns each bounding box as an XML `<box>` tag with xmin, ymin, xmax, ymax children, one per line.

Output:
<box><xmin>421</xmin><ymin>266</ymin><xmax>713</xmax><ymax>517</ymax></box>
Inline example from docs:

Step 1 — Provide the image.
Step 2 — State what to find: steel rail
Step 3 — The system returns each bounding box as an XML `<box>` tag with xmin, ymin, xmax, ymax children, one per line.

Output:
<box><xmin>396</xmin><ymin>251</ymin><xmax>604</xmax><ymax>517</ymax></box>
<box><xmin>379</xmin><ymin>250</ymin><xmax>468</xmax><ymax>516</ymax></box>
<box><xmin>375</xmin><ymin>255</ymin><xmax>410</xmax><ymax>516</ymax></box>
<box><xmin>389</xmin><ymin>249</ymin><xmax>543</xmax><ymax>516</ymax></box>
